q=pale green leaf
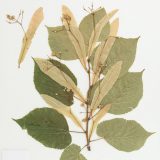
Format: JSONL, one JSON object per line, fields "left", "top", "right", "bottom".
{"left": 47, "top": 26, "right": 77, "bottom": 60}
{"left": 79, "top": 8, "right": 110, "bottom": 46}
{"left": 89, "top": 72, "right": 143, "bottom": 114}
{"left": 90, "top": 61, "right": 122, "bottom": 110}
{"left": 14, "top": 108, "right": 72, "bottom": 149}
{"left": 60, "top": 144, "right": 87, "bottom": 160}
{"left": 102, "top": 37, "right": 139, "bottom": 77}
{"left": 101, "top": 72, "right": 143, "bottom": 114}
{"left": 97, "top": 118, "right": 153, "bottom": 152}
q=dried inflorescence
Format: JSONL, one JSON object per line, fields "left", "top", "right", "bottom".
{"left": 11, "top": 4, "right": 153, "bottom": 160}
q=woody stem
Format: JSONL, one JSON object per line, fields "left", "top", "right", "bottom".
{"left": 85, "top": 59, "right": 92, "bottom": 151}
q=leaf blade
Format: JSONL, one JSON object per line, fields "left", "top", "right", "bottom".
{"left": 89, "top": 104, "right": 111, "bottom": 139}
{"left": 15, "top": 108, "right": 72, "bottom": 149}
{"left": 66, "top": 26, "right": 87, "bottom": 69}
{"left": 97, "top": 118, "right": 153, "bottom": 152}
{"left": 79, "top": 8, "right": 110, "bottom": 46}
{"left": 34, "top": 59, "right": 74, "bottom": 106}
{"left": 88, "top": 9, "right": 118, "bottom": 57}
{"left": 41, "top": 94, "right": 84, "bottom": 130}
{"left": 60, "top": 144, "right": 87, "bottom": 160}
{"left": 62, "top": 5, "right": 77, "bottom": 26}
{"left": 47, "top": 26, "right": 77, "bottom": 60}
{"left": 34, "top": 58, "right": 85, "bottom": 103}
{"left": 91, "top": 61, "right": 122, "bottom": 109}
{"left": 92, "top": 37, "right": 116, "bottom": 84}
{"left": 102, "top": 37, "right": 139, "bottom": 77}
{"left": 18, "top": 7, "right": 44, "bottom": 67}
{"left": 109, "top": 18, "right": 119, "bottom": 37}
{"left": 62, "top": 5, "right": 87, "bottom": 70}
{"left": 102, "top": 72, "right": 143, "bottom": 114}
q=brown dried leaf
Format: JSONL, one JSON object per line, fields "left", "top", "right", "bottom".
{"left": 92, "top": 37, "right": 116, "bottom": 84}
{"left": 91, "top": 61, "right": 122, "bottom": 110}
{"left": 41, "top": 94, "right": 84, "bottom": 131}
{"left": 109, "top": 18, "right": 119, "bottom": 36}
{"left": 92, "top": 18, "right": 119, "bottom": 84}
{"left": 87, "top": 9, "right": 118, "bottom": 57}
{"left": 34, "top": 58, "right": 86, "bottom": 103}
{"left": 89, "top": 104, "right": 111, "bottom": 139}
{"left": 18, "top": 7, "right": 44, "bottom": 67}
{"left": 62, "top": 5, "right": 77, "bottom": 27}
{"left": 62, "top": 5, "right": 87, "bottom": 70}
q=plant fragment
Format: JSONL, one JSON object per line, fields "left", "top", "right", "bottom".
{"left": 11, "top": 4, "right": 153, "bottom": 160}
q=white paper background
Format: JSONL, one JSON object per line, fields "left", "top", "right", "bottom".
{"left": 0, "top": 0, "right": 160, "bottom": 160}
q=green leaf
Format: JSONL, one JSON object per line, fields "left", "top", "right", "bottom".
{"left": 34, "top": 58, "right": 85, "bottom": 103}
{"left": 97, "top": 118, "right": 153, "bottom": 152}
{"left": 60, "top": 144, "right": 87, "bottom": 160}
{"left": 102, "top": 37, "right": 139, "bottom": 77}
{"left": 34, "top": 59, "right": 74, "bottom": 106}
{"left": 47, "top": 26, "right": 77, "bottom": 60}
{"left": 79, "top": 8, "right": 110, "bottom": 47}
{"left": 49, "top": 59, "right": 77, "bottom": 85}
{"left": 88, "top": 72, "right": 143, "bottom": 114}
{"left": 14, "top": 108, "right": 72, "bottom": 149}
{"left": 101, "top": 72, "right": 143, "bottom": 114}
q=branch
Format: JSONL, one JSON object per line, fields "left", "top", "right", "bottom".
{"left": 69, "top": 130, "right": 85, "bottom": 134}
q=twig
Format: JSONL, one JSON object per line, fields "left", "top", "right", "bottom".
{"left": 90, "top": 138, "right": 103, "bottom": 142}
{"left": 80, "top": 137, "right": 103, "bottom": 152}
{"left": 6, "top": 10, "right": 27, "bottom": 40}
{"left": 6, "top": 10, "right": 28, "bottom": 68}
{"left": 84, "top": 59, "right": 92, "bottom": 151}
{"left": 80, "top": 144, "right": 88, "bottom": 152}
{"left": 89, "top": 107, "right": 102, "bottom": 120}
{"left": 69, "top": 130, "right": 85, "bottom": 134}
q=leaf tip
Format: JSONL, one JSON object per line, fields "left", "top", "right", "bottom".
{"left": 148, "top": 131, "right": 156, "bottom": 136}
{"left": 32, "top": 57, "right": 37, "bottom": 64}
{"left": 44, "top": 24, "right": 48, "bottom": 28}
{"left": 12, "top": 118, "right": 25, "bottom": 129}
{"left": 137, "top": 36, "right": 141, "bottom": 40}
{"left": 62, "top": 4, "right": 67, "bottom": 10}
{"left": 108, "top": 9, "right": 119, "bottom": 18}
{"left": 141, "top": 69, "right": 145, "bottom": 73}
{"left": 37, "top": 7, "right": 44, "bottom": 18}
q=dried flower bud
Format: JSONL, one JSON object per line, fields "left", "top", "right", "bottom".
{"left": 62, "top": 14, "right": 72, "bottom": 25}
{"left": 6, "top": 14, "right": 15, "bottom": 21}
{"left": 63, "top": 14, "right": 71, "bottom": 21}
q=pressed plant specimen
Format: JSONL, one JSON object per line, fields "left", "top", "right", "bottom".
{"left": 8, "top": 4, "right": 153, "bottom": 160}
